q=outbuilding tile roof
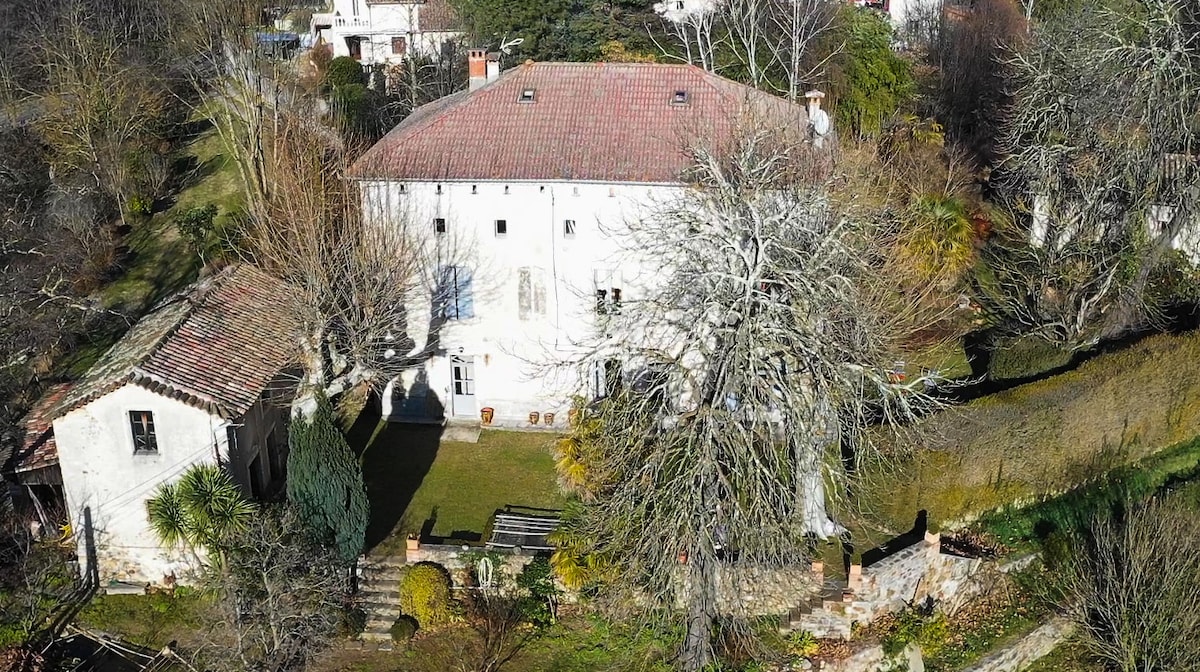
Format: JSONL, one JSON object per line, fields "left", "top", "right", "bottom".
{"left": 51, "top": 264, "right": 300, "bottom": 421}
{"left": 351, "top": 62, "right": 811, "bottom": 183}
{"left": 7, "top": 383, "right": 73, "bottom": 473}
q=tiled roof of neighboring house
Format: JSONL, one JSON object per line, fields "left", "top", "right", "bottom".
{"left": 6, "top": 383, "right": 73, "bottom": 473}
{"left": 419, "top": 0, "right": 461, "bottom": 32}
{"left": 51, "top": 264, "right": 300, "bottom": 421}
{"left": 351, "top": 62, "right": 811, "bottom": 183}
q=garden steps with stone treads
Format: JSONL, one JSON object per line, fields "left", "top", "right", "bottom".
{"left": 358, "top": 556, "right": 406, "bottom": 642}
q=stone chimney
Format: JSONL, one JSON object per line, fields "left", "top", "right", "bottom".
{"left": 468, "top": 49, "right": 502, "bottom": 92}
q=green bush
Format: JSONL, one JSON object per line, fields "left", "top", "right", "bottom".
{"left": 326, "top": 56, "right": 366, "bottom": 88}
{"left": 398, "top": 563, "right": 453, "bottom": 629}
{"left": 126, "top": 194, "right": 153, "bottom": 216}
{"left": 516, "top": 556, "right": 558, "bottom": 627}
{"left": 174, "top": 204, "right": 220, "bottom": 256}
{"left": 390, "top": 615, "right": 418, "bottom": 642}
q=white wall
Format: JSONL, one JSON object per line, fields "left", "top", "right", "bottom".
{"left": 363, "top": 180, "right": 684, "bottom": 427}
{"left": 318, "top": 0, "right": 458, "bottom": 65}
{"left": 54, "top": 385, "right": 230, "bottom": 584}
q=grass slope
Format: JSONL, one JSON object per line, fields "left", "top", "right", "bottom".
{"left": 865, "top": 330, "right": 1200, "bottom": 529}
{"left": 101, "top": 126, "right": 241, "bottom": 314}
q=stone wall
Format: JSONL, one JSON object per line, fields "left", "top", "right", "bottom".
{"left": 962, "top": 618, "right": 1074, "bottom": 672}
{"left": 404, "top": 542, "right": 536, "bottom": 586}
{"left": 799, "top": 533, "right": 1035, "bottom": 640}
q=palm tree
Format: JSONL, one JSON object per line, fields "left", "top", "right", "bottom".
{"left": 900, "top": 193, "right": 978, "bottom": 286}
{"left": 146, "top": 463, "right": 255, "bottom": 565}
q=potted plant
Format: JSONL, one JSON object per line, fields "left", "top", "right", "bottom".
{"left": 480, "top": 407, "right": 495, "bottom": 425}
{"left": 543, "top": 412, "right": 555, "bottom": 425}
{"left": 528, "top": 411, "right": 540, "bottom": 425}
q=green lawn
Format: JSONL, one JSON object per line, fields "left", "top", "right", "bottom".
{"left": 357, "top": 423, "right": 567, "bottom": 556}
{"left": 861, "top": 329, "right": 1200, "bottom": 530}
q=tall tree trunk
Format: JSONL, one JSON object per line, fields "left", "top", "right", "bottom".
{"left": 680, "top": 548, "right": 718, "bottom": 672}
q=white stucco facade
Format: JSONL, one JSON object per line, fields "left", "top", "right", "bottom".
{"left": 53, "top": 384, "right": 288, "bottom": 585}
{"left": 363, "top": 179, "right": 682, "bottom": 427}
{"left": 312, "top": 0, "right": 461, "bottom": 66}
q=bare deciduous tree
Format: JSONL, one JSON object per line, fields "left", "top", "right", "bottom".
{"left": 655, "top": 0, "right": 841, "bottom": 101}
{"left": 1058, "top": 496, "right": 1200, "bottom": 672}
{"left": 564, "top": 122, "right": 937, "bottom": 671}
{"left": 200, "top": 506, "right": 354, "bottom": 672}
{"left": 989, "top": 0, "right": 1200, "bottom": 348}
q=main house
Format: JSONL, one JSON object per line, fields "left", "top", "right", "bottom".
{"left": 4, "top": 265, "right": 299, "bottom": 586}
{"left": 311, "top": 0, "right": 462, "bottom": 65}
{"left": 351, "top": 55, "right": 825, "bottom": 428}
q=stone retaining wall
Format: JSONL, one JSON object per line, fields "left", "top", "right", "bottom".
{"left": 962, "top": 618, "right": 1074, "bottom": 672}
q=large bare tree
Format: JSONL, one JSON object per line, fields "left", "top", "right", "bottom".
{"left": 563, "top": 122, "right": 936, "bottom": 670}
{"left": 988, "top": 0, "right": 1200, "bottom": 348}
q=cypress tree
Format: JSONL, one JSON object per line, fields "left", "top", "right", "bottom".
{"left": 287, "top": 393, "right": 369, "bottom": 564}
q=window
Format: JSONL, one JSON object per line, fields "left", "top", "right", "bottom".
{"left": 391, "top": 36, "right": 407, "bottom": 55}
{"left": 518, "top": 88, "right": 536, "bottom": 103}
{"left": 434, "top": 217, "right": 446, "bottom": 234}
{"left": 563, "top": 219, "right": 576, "bottom": 238}
{"left": 675, "top": 0, "right": 684, "bottom": 9}
{"left": 517, "top": 267, "right": 547, "bottom": 320}
{"left": 129, "top": 411, "right": 158, "bottom": 454}
{"left": 494, "top": 219, "right": 507, "bottom": 237}
{"left": 435, "top": 265, "right": 474, "bottom": 320}
{"left": 672, "top": 89, "right": 689, "bottom": 105}
{"left": 594, "top": 269, "right": 622, "bottom": 315}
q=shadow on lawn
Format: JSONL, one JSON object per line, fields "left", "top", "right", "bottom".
{"left": 352, "top": 407, "right": 445, "bottom": 553}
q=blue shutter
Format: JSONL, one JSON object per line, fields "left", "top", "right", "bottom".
{"left": 456, "top": 267, "right": 475, "bottom": 319}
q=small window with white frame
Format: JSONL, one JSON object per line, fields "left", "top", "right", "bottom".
{"left": 494, "top": 219, "right": 508, "bottom": 237}
{"left": 434, "top": 217, "right": 447, "bottom": 234}
{"left": 564, "top": 219, "right": 577, "bottom": 238}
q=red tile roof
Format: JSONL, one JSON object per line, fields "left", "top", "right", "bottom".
{"left": 351, "top": 62, "right": 811, "bottom": 183}
{"left": 8, "top": 383, "right": 73, "bottom": 473}
{"left": 52, "top": 264, "right": 300, "bottom": 421}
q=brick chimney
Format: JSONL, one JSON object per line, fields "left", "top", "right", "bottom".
{"left": 469, "top": 49, "right": 502, "bottom": 92}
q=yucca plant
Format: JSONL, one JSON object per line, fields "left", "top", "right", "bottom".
{"left": 547, "top": 502, "right": 613, "bottom": 591}
{"left": 146, "top": 463, "right": 255, "bottom": 564}
{"left": 900, "top": 193, "right": 977, "bottom": 285}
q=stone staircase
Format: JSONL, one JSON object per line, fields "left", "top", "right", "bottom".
{"left": 357, "top": 555, "right": 406, "bottom": 645}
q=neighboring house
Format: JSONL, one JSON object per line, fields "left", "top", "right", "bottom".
{"left": 3, "top": 264, "right": 300, "bottom": 586}
{"left": 351, "top": 55, "right": 825, "bottom": 427}
{"left": 311, "top": 0, "right": 462, "bottom": 65}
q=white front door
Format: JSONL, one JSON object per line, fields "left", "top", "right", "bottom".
{"left": 451, "top": 356, "right": 476, "bottom": 417}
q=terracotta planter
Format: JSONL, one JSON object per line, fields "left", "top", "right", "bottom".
{"left": 567, "top": 408, "right": 581, "bottom": 426}
{"left": 480, "top": 407, "right": 495, "bottom": 425}
{"left": 543, "top": 412, "right": 555, "bottom": 426}
{"left": 677, "top": 551, "right": 688, "bottom": 564}
{"left": 528, "top": 411, "right": 540, "bottom": 425}
{"left": 406, "top": 535, "right": 420, "bottom": 551}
